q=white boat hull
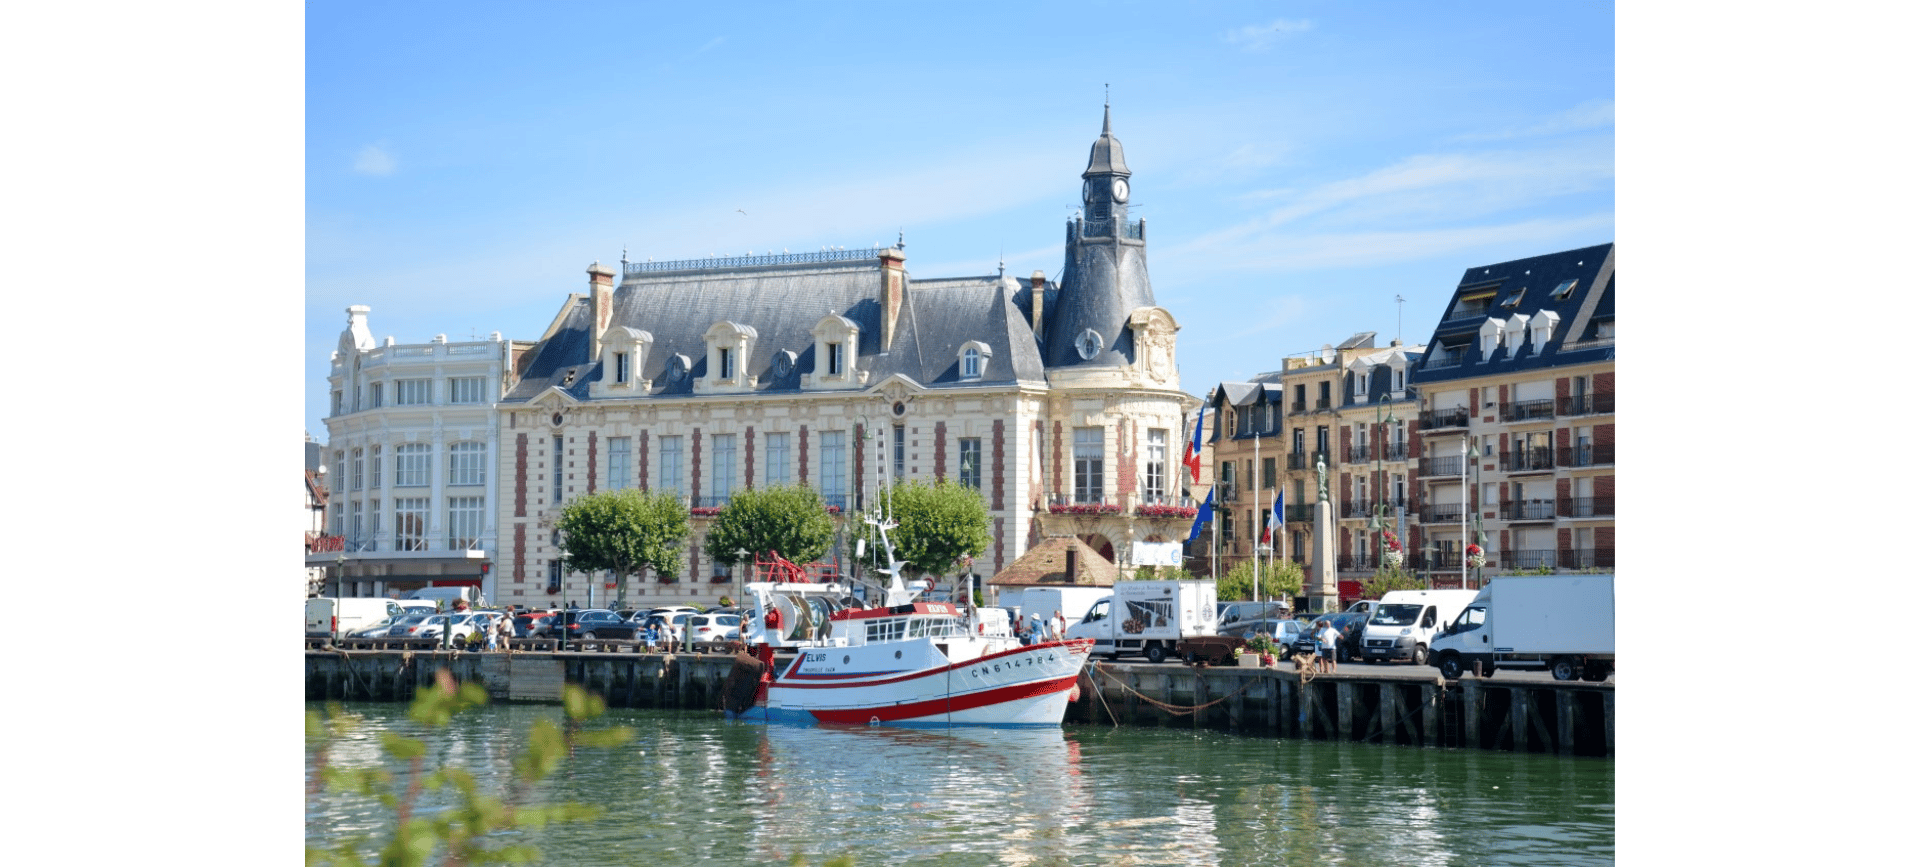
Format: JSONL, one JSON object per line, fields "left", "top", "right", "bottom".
{"left": 746, "top": 638, "right": 1092, "bottom": 727}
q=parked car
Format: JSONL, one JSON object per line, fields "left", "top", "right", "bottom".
{"left": 378, "top": 613, "right": 434, "bottom": 638}
{"left": 513, "top": 611, "right": 556, "bottom": 639}
{"left": 1219, "top": 618, "right": 1306, "bottom": 657}
{"left": 686, "top": 613, "right": 742, "bottom": 652}
{"left": 1217, "top": 601, "right": 1290, "bottom": 628}
{"left": 556, "top": 609, "right": 642, "bottom": 641}
{"left": 1289, "top": 612, "right": 1368, "bottom": 662}
{"left": 642, "top": 611, "right": 696, "bottom": 649}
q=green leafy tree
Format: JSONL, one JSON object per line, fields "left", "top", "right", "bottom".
{"left": 1216, "top": 557, "right": 1305, "bottom": 601}
{"left": 305, "top": 671, "right": 633, "bottom": 867}
{"left": 1360, "top": 564, "right": 1424, "bottom": 599}
{"left": 854, "top": 478, "right": 990, "bottom": 579}
{"left": 1130, "top": 565, "right": 1196, "bottom": 582}
{"left": 556, "top": 488, "right": 689, "bottom": 603}
{"left": 704, "top": 484, "right": 836, "bottom": 570}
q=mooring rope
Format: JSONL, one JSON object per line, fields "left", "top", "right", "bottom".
{"left": 1088, "top": 662, "right": 1258, "bottom": 717}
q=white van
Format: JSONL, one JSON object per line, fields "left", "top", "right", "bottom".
{"left": 405, "top": 586, "right": 479, "bottom": 608}
{"left": 1356, "top": 589, "right": 1479, "bottom": 666}
{"left": 307, "top": 597, "right": 405, "bottom": 640}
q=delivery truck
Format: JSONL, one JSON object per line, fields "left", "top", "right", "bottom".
{"left": 306, "top": 597, "right": 405, "bottom": 640}
{"left": 1356, "top": 588, "right": 1480, "bottom": 666}
{"left": 1065, "top": 580, "right": 1218, "bottom": 663}
{"left": 1428, "top": 574, "right": 1614, "bottom": 681}
{"left": 997, "top": 585, "right": 1109, "bottom": 634}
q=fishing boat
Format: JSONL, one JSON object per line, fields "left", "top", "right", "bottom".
{"left": 728, "top": 504, "right": 1092, "bottom": 727}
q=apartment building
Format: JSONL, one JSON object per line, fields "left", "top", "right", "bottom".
{"left": 1407, "top": 243, "right": 1615, "bottom": 586}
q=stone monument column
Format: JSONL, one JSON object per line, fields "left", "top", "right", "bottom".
{"left": 1310, "top": 454, "right": 1339, "bottom": 613}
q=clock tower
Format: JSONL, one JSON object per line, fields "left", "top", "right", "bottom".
{"left": 1045, "top": 104, "right": 1158, "bottom": 374}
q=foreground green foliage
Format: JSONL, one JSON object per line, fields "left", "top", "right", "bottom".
{"left": 705, "top": 484, "right": 836, "bottom": 569}
{"left": 556, "top": 488, "right": 690, "bottom": 602}
{"left": 305, "top": 671, "right": 634, "bottom": 867}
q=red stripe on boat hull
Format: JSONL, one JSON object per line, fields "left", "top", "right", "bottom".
{"left": 802, "top": 671, "right": 1080, "bottom": 725}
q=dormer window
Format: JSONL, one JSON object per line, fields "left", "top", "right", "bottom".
{"left": 1478, "top": 318, "right": 1506, "bottom": 360}
{"left": 1551, "top": 278, "right": 1578, "bottom": 300}
{"left": 958, "top": 340, "right": 993, "bottom": 380}
{"left": 806, "top": 314, "right": 860, "bottom": 388}
{"left": 1505, "top": 313, "right": 1530, "bottom": 354}
{"left": 700, "top": 321, "right": 757, "bottom": 392}
{"left": 593, "top": 327, "right": 652, "bottom": 396}
{"left": 1529, "top": 310, "right": 1560, "bottom": 352}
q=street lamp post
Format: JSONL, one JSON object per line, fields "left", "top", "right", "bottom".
{"left": 557, "top": 553, "right": 570, "bottom": 651}
{"left": 334, "top": 553, "right": 347, "bottom": 599}
{"left": 736, "top": 548, "right": 750, "bottom": 609}
{"left": 1374, "top": 401, "right": 1396, "bottom": 571}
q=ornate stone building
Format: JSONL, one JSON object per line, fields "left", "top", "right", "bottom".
{"left": 490, "top": 109, "right": 1199, "bottom": 609}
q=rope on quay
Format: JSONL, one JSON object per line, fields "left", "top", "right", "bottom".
{"left": 1088, "top": 662, "right": 1256, "bottom": 718}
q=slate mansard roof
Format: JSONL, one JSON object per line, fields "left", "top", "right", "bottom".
{"left": 1411, "top": 242, "right": 1615, "bottom": 385}
{"left": 503, "top": 253, "right": 1047, "bottom": 404}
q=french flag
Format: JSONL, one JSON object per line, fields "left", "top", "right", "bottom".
{"left": 1182, "top": 405, "right": 1205, "bottom": 484}
{"left": 1262, "top": 488, "right": 1283, "bottom": 544}
{"left": 1186, "top": 487, "right": 1214, "bottom": 544}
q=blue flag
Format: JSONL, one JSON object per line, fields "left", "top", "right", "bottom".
{"left": 1186, "top": 488, "right": 1215, "bottom": 544}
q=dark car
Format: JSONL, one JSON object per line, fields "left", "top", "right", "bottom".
{"left": 556, "top": 609, "right": 641, "bottom": 641}
{"left": 1290, "top": 612, "right": 1367, "bottom": 662}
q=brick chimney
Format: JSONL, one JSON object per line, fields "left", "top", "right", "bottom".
{"left": 879, "top": 247, "right": 907, "bottom": 350}
{"left": 587, "top": 261, "right": 616, "bottom": 360}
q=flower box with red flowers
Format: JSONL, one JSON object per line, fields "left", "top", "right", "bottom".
{"left": 1134, "top": 504, "right": 1199, "bottom": 518}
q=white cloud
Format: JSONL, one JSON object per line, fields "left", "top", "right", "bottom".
{"left": 696, "top": 36, "right": 725, "bottom": 53}
{"left": 1192, "top": 140, "right": 1613, "bottom": 252}
{"left": 1452, "top": 99, "right": 1615, "bottom": 142}
{"left": 1166, "top": 213, "right": 1617, "bottom": 275}
{"left": 1224, "top": 18, "right": 1312, "bottom": 52}
{"left": 352, "top": 143, "right": 396, "bottom": 176}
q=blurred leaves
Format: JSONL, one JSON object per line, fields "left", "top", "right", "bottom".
{"left": 307, "top": 676, "right": 633, "bottom": 867}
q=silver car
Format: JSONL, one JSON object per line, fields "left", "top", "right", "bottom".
{"left": 685, "top": 613, "right": 742, "bottom": 652}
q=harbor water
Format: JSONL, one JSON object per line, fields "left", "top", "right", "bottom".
{"left": 305, "top": 701, "right": 1613, "bottom": 865}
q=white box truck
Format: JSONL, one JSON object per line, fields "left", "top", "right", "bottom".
{"left": 1065, "top": 580, "right": 1218, "bottom": 664}
{"left": 306, "top": 597, "right": 405, "bottom": 640}
{"left": 998, "top": 586, "right": 1110, "bottom": 633}
{"left": 1356, "top": 588, "right": 1480, "bottom": 666}
{"left": 1428, "top": 574, "right": 1615, "bottom": 681}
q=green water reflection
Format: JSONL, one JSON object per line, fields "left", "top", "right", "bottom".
{"left": 306, "top": 702, "right": 1612, "bottom": 866}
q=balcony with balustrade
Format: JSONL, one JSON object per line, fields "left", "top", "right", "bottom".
{"left": 1419, "top": 455, "right": 1465, "bottom": 477}
{"left": 1559, "top": 548, "right": 1615, "bottom": 569}
{"left": 1500, "top": 399, "right": 1555, "bottom": 423}
{"left": 1499, "top": 499, "right": 1557, "bottom": 522}
{"left": 1558, "top": 392, "right": 1616, "bottom": 416}
{"left": 1420, "top": 407, "right": 1469, "bottom": 430}
{"left": 1560, "top": 496, "right": 1615, "bottom": 518}
{"left": 1557, "top": 443, "right": 1615, "bottom": 467}
{"left": 1499, "top": 447, "right": 1556, "bottom": 474}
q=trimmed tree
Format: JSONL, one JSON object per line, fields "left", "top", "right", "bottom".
{"left": 556, "top": 488, "right": 689, "bottom": 605}
{"left": 1360, "top": 564, "right": 1424, "bottom": 599}
{"left": 1217, "top": 557, "right": 1305, "bottom": 602}
{"left": 854, "top": 478, "right": 991, "bottom": 580}
{"left": 704, "top": 484, "right": 836, "bottom": 571}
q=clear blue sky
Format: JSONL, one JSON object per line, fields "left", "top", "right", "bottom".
{"left": 305, "top": 1, "right": 1614, "bottom": 437}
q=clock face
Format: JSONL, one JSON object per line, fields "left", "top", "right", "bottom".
{"left": 1112, "top": 178, "right": 1129, "bottom": 203}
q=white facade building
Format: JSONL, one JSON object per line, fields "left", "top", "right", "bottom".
{"left": 311, "top": 306, "right": 513, "bottom": 603}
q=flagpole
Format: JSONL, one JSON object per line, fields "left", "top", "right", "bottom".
{"left": 1253, "top": 434, "right": 1260, "bottom": 609}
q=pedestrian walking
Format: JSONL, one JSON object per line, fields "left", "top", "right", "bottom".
{"left": 495, "top": 613, "right": 512, "bottom": 652}
{"left": 1052, "top": 610, "right": 1067, "bottom": 641}
{"left": 484, "top": 615, "right": 499, "bottom": 651}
